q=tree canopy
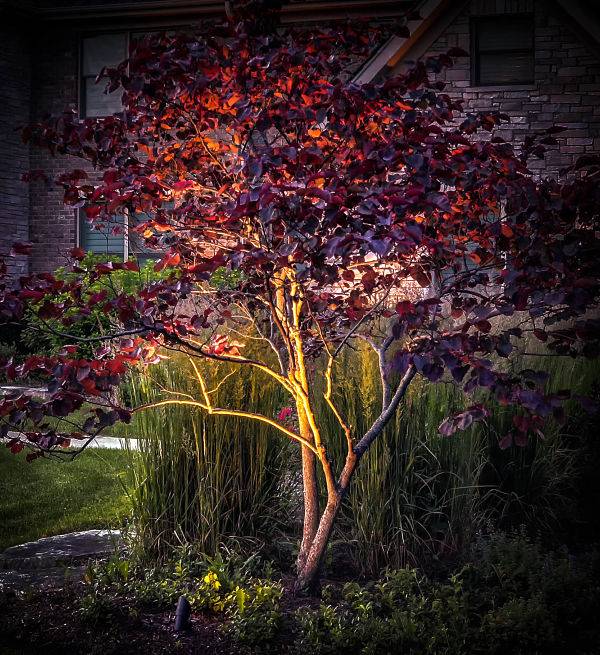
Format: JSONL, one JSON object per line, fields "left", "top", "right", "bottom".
{"left": 1, "top": 6, "right": 599, "bottom": 590}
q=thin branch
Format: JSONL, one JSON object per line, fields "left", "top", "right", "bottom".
{"left": 353, "top": 364, "right": 416, "bottom": 458}
{"left": 131, "top": 397, "right": 318, "bottom": 454}
{"left": 332, "top": 279, "right": 395, "bottom": 358}
{"left": 21, "top": 322, "right": 146, "bottom": 344}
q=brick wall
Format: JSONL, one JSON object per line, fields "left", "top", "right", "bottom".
{"left": 0, "top": 24, "right": 31, "bottom": 279}
{"left": 396, "top": 0, "right": 600, "bottom": 177}
{"left": 28, "top": 29, "right": 80, "bottom": 274}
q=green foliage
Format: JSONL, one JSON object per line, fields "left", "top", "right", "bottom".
{"left": 295, "top": 569, "right": 468, "bottom": 655}
{"left": 74, "top": 534, "right": 600, "bottom": 653}
{"left": 225, "top": 580, "right": 283, "bottom": 647}
{"left": 294, "top": 534, "right": 600, "bottom": 655}
{"left": 319, "top": 344, "right": 598, "bottom": 575}
{"left": 21, "top": 254, "right": 167, "bottom": 358}
{"left": 116, "top": 339, "right": 597, "bottom": 576}
{"left": 84, "top": 546, "right": 283, "bottom": 648}
{"left": 209, "top": 266, "right": 244, "bottom": 290}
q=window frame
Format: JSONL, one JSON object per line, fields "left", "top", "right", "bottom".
{"left": 470, "top": 13, "right": 535, "bottom": 87}
{"left": 76, "top": 28, "right": 178, "bottom": 261}
{"left": 78, "top": 31, "right": 137, "bottom": 259}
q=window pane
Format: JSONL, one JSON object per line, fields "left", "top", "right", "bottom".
{"left": 81, "top": 214, "right": 125, "bottom": 257}
{"left": 84, "top": 78, "right": 123, "bottom": 117}
{"left": 82, "top": 33, "right": 127, "bottom": 76}
{"left": 478, "top": 52, "right": 534, "bottom": 85}
{"left": 476, "top": 17, "right": 533, "bottom": 51}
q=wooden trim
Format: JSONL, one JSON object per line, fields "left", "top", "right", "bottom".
{"left": 386, "top": 0, "right": 451, "bottom": 68}
{"left": 35, "top": 0, "right": 414, "bottom": 22}
{"left": 352, "top": 35, "right": 406, "bottom": 85}
{"left": 351, "top": 0, "right": 450, "bottom": 84}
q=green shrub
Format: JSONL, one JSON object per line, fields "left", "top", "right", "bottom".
{"left": 294, "top": 534, "right": 600, "bottom": 655}
{"left": 226, "top": 580, "right": 283, "bottom": 648}
{"left": 20, "top": 254, "right": 167, "bottom": 358}
{"left": 78, "top": 535, "right": 600, "bottom": 654}
{"left": 119, "top": 355, "right": 293, "bottom": 562}
{"left": 319, "top": 344, "right": 598, "bottom": 576}
{"left": 481, "top": 595, "right": 555, "bottom": 655}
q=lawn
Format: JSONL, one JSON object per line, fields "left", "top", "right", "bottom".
{"left": 0, "top": 446, "right": 132, "bottom": 551}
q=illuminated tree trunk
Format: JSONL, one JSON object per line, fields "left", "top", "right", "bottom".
{"left": 295, "top": 496, "right": 340, "bottom": 593}
{"left": 294, "top": 454, "right": 356, "bottom": 594}
{"left": 296, "top": 405, "right": 320, "bottom": 573}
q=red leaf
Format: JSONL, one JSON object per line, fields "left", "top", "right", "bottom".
{"left": 172, "top": 180, "right": 195, "bottom": 191}
{"left": 395, "top": 301, "right": 414, "bottom": 317}
{"left": 70, "top": 247, "right": 86, "bottom": 260}
{"left": 9, "top": 440, "right": 24, "bottom": 454}
{"left": 10, "top": 242, "right": 33, "bottom": 256}
{"left": 154, "top": 252, "right": 180, "bottom": 272}
{"left": 85, "top": 205, "right": 102, "bottom": 219}
{"left": 80, "top": 378, "right": 100, "bottom": 396}
{"left": 96, "top": 262, "right": 114, "bottom": 274}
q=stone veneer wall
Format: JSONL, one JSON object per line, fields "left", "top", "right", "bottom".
{"left": 396, "top": 0, "right": 600, "bottom": 177}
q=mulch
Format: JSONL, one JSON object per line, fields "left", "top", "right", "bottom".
{"left": 0, "top": 575, "right": 322, "bottom": 655}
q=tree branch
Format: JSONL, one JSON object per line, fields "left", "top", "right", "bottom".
{"left": 353, "top": 364, "right": 416, "bottom": 458}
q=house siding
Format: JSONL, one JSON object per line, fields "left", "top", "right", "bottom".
{"left": 394, "top": 0, "right": 600, "bottom": 177}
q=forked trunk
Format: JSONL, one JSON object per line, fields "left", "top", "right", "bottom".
{"left": 294, "top": 495, "right": 342, "bottom": 594}
{"left": 295, "top": 442, "right": 358, "bottom": 594}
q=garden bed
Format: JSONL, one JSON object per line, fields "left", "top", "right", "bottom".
{"left": 1, "top": 533, "right": 598, "bottom": 655}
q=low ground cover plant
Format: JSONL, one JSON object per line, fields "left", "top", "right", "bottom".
{"left": 3, "top": 532, "right": 597, "bottom": 655}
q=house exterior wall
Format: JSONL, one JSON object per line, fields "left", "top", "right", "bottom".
{"left": 0, "top": 22, "right": 32, "bottom": 279}
{"left": 394, "top": 0, "right": 600, "bottom": 177}
{"left": 28, "top": 29, "right": 80, "bottom": 274}
{"left": 1, "top": 0, "right": 599, "bottom": 276}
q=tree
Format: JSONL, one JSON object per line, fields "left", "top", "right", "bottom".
{"left": 1, "top": 5, "right": 599, "bottom": 592}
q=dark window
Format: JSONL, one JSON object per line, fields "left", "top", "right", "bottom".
{"left": 471, "top": 15, "right": 534, "bottom": 86}
{"left": 79, "top": 32, "right": 171, "bottom": 261}
{"left": 81, "top": 33, "right": 128, "bottom": 117}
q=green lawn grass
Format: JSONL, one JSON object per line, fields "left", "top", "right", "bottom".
{"left": 0, "top": 446, "right": 132, "bottom": 551}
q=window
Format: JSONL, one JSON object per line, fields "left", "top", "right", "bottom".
{"left": 78, "top": 209, "right": 164, "bottom": 262}
{"left": 79, "top": 212, "right": 128, "bottom": 258}
{"left": 81, "top": 33, "right": 128, "bottom": 118}
{"left": 471, "top": 15, "right": 534, "bottom": 86}
{"left": 79, "top": 32, "right": 166, "bottom": 262}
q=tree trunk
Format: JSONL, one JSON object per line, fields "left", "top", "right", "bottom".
{"left": 295, "top": 494, "right": 342, "bottom": 594}
{"left": 296, "top": 405, "right": 320, "bottom": 573}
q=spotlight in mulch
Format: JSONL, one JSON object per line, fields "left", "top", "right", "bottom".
{"left": 174, "top": 595, "right": 191, "bottom": 632}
